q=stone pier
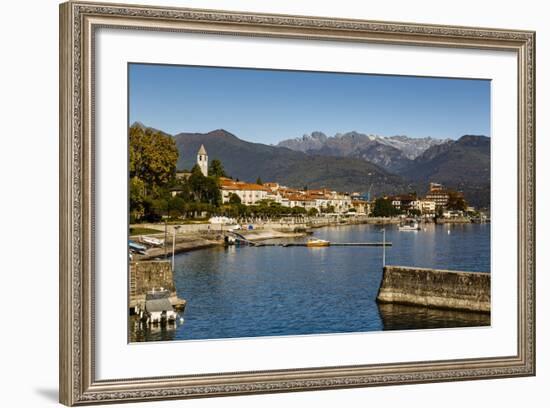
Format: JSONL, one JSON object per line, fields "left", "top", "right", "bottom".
{"left": 129, "top": 260, "right": 186, "bottom": 312}
{"left": 377, "top": 266, "right": 490, "bottom": 313}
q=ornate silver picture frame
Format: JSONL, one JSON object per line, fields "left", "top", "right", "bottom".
{"left": 59, "top": 1, "right": 535, "bottom": 405}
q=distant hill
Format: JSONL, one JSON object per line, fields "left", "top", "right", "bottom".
{"left": 277, "top": 131, "right": 450, "bottom": 172}
{"left": 399, "top": 135, "right": 491, "bottom": 208}
{"left": 173, "top": 129, "right": 409, "bottom": 196}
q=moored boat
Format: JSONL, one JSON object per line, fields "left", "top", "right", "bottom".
{"left": 140, "top": 288, "right": 180, "bottom": 324}
{"left": 306, "top": 238, "right": 330, "bottom": 247}
{"left": 398, "top": 222, "right": 421, "bottom": 231}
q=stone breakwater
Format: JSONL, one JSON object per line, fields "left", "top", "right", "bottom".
{"left": 377, "top": 266, "right": 490, "bottom": 313}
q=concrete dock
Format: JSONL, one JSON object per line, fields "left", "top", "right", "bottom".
{"left": 377, "top": 265, "right": 490, "bottom": 313}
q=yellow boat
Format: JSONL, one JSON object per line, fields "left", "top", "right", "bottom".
{"left": 306, "top": 238, "right": 330, "bottom": 247}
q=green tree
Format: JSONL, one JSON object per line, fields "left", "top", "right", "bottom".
{"left": 447, "top": 191, "right": 467, "bottom": 211}
{"left": 292, "top": 206, "right": 307, "bottom": 216}
{"left": 256, "top": 177, "right": 263, "bottom": 185}
{"left": 321, "top": 205, "right": 335, "bottom": 214}
{"left": 371, "top": 198, "right": 400, "bottom": 217}
{"left": 172, "top": 181, "right": 193, "bottom": 202}
{"left": 307, "top": 207, "right": 319, "bottom": 217}
{"left": 188, "top": 164, "right": 207, "bottom": 201}
{"left": 129, "top": 176, "right": 146, "bottom": 222}
{"left": 168, "top": 196, "right": 186, "bottom": 218}
{"left": 228, "top": 193, "right": 241, "bottom": 204}
{"left": 188, "top": 164, "right": 222, "bottom": 206}
{"left": 209, "top": 159, "right": 226, "bottom": 178}
{"left": 129, "top": 124, "right": 178, "bottom": 195}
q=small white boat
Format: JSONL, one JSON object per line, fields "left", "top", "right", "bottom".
{"left": 142, "top": 289, "right": 179, "bottom": 324}
{"left": 398, "top": 222, "right": 421, "bottom": 231}
{"left": 142, "top": 236, "right": 165, "bottom": 247}
{"left": 306, "top": 238, "right": 330, "bottom": 247}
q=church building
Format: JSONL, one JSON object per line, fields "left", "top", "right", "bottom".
{"left": 197, "top": 144, "right": 208, "bottom": 176}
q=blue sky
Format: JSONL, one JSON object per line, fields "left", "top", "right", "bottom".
{"left": 129, "top": 63, "right": 490, "bottom": 144}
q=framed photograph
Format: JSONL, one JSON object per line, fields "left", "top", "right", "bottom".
{"left": 59, "top": 1, "right": 535, "bottom": 405}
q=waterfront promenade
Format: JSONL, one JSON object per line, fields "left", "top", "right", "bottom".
{"left": 131, "top": 215, "right": 402, "bottom": 236}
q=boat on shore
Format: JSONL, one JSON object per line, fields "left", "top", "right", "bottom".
{"left": 306, "top": 238, "right": 330, "bottom": 247}
{"left": 129, "top": 240, "right": 148, "bottom": 254}
{"left": 141, "top": 236, "right": 164, "bottom": 247}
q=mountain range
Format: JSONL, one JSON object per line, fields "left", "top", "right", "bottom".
{"left": 173, "top": 129, "right": 409, "bottom": 197}
{"left": 401, "top": 135, "right": 491, "bottom": 207}
{"left": 277, "top": 131, "right": 490, "bottom": 207}
{"left": 277, "top": 131, "right": 451, "bottom": 173}
{"left": 132, "top": 123, "right": 490, "bottom": 208}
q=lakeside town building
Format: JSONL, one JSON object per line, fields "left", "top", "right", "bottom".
{"left": 220, "top": 179, "right": 270, "bottom": 205}
{"left": 176, "top": 145, "right": 468, "bottom": 217}
{"left": 219, "top": 179, "right": 355, "bottom": 214}
{"left": 418, "top": 199, "right": 437, "bottom": 216}
{"left": 424, "top": 182, "right": 464, "bottom": 209}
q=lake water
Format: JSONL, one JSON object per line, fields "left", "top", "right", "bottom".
{"left": 130, "top": 223, "right": 490, "bottom": 342}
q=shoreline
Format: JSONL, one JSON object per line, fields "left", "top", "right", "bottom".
{"left": 131, "top": 219, "right": 486, "bottom": 260}
{"left": 131, "top": 216, "right": 406, "bottom": 236}
{"left": 135, "top": 236, "right": 221, "bottom": 260}
{"left": 133, "top": 229, "right": 308, "bottom": 260}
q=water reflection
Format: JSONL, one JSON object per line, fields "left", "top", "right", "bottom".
{"left": 129, "top": 315, "right": 179, "bottom": 342}
{"left": 378, "top": 303, "right": 490, "bottom": 331}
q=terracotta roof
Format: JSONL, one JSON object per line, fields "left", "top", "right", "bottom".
{"left": 220, "top": 180, "right": 269, "bottom": 191}
{"left": 285, "top": 194, "right": 314, "bottom": 202}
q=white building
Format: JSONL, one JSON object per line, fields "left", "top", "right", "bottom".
{"left": 333, "top": 192, "right": 352, "bottom": 213}
{"left": 281, "top": 194, "right": 316, "bottom": 210}
{"left": 197, "top": 144, "right": 208, "bottom": 176}
{"left": 419, "top": 199, "right": 436, "bottom": 215}
{"left": 351, "top": 200, "right": 371, "bottom": 215}
{"left": 220, "top": 179, "right": 269, "bottom": 205}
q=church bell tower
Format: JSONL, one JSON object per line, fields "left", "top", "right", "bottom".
{"left": 197, "top": 144, "right": 208, "bottom": 176}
